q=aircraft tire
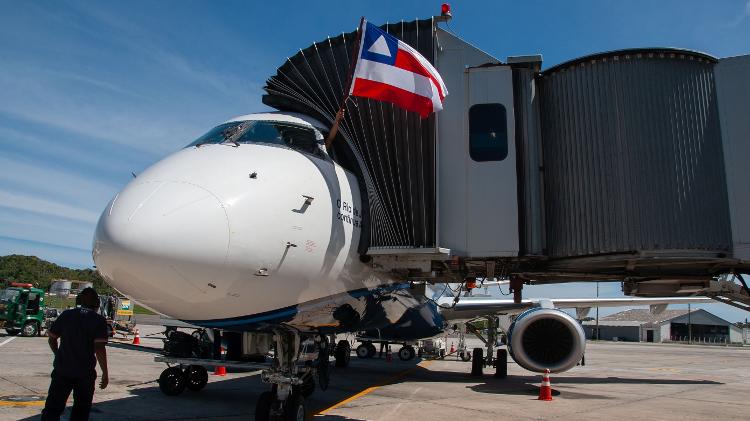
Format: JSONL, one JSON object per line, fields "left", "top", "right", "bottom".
{"left": 158, "top": 366, "right": 187, "bottom": 396}
{"left": 470, "top": 348, "right": 483, "bottom": 376}
{"left": 296, "top": 374, "right": 315, "bottom": 398}
{"left": 284, "top": 393, "right": 306, "bottom": 421}
{"left": 335, "top": 340, "right": 351, "bottom": 367}
{"left": 185, "top": 365, "right": 208, "bottom": 391}
{"left": 398, "top": 346, "right": 415, "bottom": 361}
{"left": 254, "top": 391, "right": 274, "bottom": 421}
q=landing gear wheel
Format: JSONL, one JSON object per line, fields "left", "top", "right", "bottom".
{"left": 158, "top": 366, "right": 187, "bottom": 396}
{"left": 398, "top": 346, "right": 416, "bottom": 361}
{"left": 185, "top": 365, "right": 208, "bottom": 391}
{"left": 470, "top": 348, "right": 483, "bottom": 377}
{"left": 296, "top": 374, "right": 315, "bottom": 398}
{"left": 284, "top": 394, "right": 306, "bottom": 421}
{"left": 367, "top": 343, "right": 377, "bottom": 358}
{"left": 460, "top": 351, "right": 471, "bottom": 362}
{"left": 21, "top": 321, "right": 38, "bottom": 337}
{"left": 254, "top": 390, "right": 275, "bottom": 421}
{"left": 356, "top": 344, "right": 370, "bottom": 359}
{"left": 334, "top": 340, "right": 351, "bottom": 367}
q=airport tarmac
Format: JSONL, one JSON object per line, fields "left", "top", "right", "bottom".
{"left": 0, "top": 325, "right": 747, "bottom": 420}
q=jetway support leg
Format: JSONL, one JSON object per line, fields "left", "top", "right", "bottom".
{"left": 510, "top": 277, "right": 524, "bottom": 304}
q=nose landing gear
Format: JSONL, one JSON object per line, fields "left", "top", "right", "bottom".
{"left": 255, "top": 328, "right": 334, "bottom": 421}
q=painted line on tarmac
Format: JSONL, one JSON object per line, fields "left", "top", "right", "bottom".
{"left": 315, "top": 360, "right": 433, "bottom": 416}
{"left": 0, "top": 400, "right": 44, "bottom": 407}
{"left": 0, "top": 337, "right": 16, "bottom": 347}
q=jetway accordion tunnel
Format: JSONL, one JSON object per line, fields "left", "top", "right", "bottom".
{"left": 263, "top": 19, "right": 749, "bottom": 284}
{"left": 537, "top": 49, "right": 730, "bottom": 261}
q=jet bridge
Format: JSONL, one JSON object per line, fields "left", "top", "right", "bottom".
{"left": 262, "top": 18, "right": 750, "bottom": 308}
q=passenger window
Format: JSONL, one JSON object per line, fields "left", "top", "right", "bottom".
{"left": 469, "top": 103, "right": 508, "bottom": 162}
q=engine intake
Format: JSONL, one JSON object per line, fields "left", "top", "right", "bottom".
{"left": 507, "top": 307, "right": 586, "bottom": 373}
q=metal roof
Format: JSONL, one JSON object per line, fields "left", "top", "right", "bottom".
{"left": 599, "top": 309, "right": 692, "bottom": 324}
{"left": 542, "top": 48, "right": 718, "bottom": 76}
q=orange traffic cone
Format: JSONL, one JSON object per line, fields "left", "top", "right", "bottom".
{"left": 214, "top": 346, "right": 227, "bottom": 376}
{"left": 132, "top": 329, "right": 140, "bottom": 345}
{"left": 449, "top": 343, "right": 455, "bottom": 354}
{"left": 538, "top": 369, "right": 553, "bottom": 401}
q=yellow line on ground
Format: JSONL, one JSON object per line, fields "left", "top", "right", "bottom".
{"left": 0, "top": 400, "right": 45, "bottom": 407}
{"left": 316, "top": 360, "right": 433, "bottom": 416}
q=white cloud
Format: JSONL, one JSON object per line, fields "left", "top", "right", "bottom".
{"left": 0, "top": 156, "right": 118, "bottom": 206}
{"left": 0, "top": 190, "right": 100, "bottom": 223}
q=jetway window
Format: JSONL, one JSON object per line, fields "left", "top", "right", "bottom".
{"left": 469, "top": 103, "right": 508, "bottom": 162}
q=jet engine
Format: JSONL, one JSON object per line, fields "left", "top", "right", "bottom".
{"left": 507, "top": 307, "right": 586, "bottom": 373}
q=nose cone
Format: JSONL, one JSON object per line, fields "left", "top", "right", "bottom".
{"left": 93, "top": 180, "right": 230, "bottom": 305}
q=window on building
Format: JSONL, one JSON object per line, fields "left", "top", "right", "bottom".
{"left": 469, "top": 103, "right": 508, "bottom": 162}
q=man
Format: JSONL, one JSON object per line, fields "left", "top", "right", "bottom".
{"left": 42, "top": 287, "right": 109, "bottom": 421}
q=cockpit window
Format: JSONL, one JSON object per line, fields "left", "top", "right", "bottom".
{"left": 187, "top": 120, "right": 326, "bottom": 159}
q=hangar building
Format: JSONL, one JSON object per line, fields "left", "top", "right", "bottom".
{"left": 583, "top": 309, "right": 744, "bottom": 344}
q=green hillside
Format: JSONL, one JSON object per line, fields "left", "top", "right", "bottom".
{"left": 0, "top": 254, "right": 114, "bottom": 294}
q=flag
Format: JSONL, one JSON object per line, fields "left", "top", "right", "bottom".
{"left": 349, "top": 20, "right": 448, "bottom": 118}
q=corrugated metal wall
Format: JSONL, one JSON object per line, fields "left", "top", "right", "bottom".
{"left": 538, "top": 49, "right": 732, "bottom": 258}
{"left": 263, "top": 20, "right": 437, "bottom": 251}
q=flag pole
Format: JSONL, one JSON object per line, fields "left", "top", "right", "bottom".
{"left": 325, "top": 16, "right": 365, "bottom": 149}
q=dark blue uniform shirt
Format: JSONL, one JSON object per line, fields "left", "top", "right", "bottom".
{"left": 48, "top": 307, "right": 108, "bottom": 378}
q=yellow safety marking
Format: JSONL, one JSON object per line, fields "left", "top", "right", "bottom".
{"left": 316, "top": 360, "right": 433, "bottom": 415}
{"left": 0, "top": 400, "right": 45, "bottom": 407}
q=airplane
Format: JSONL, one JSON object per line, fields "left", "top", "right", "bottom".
{"left": 93, "top": 112, "right": 714, "bottom": 420}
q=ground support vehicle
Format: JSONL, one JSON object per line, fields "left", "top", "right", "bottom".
{"left": 99, "top": 295, "right": 136, "bottom": 338}
{"left": 0, "top": 282, "right": 46, "bottom": 336}
{"left": 416, "top": 338, "right": 446, "bottom": 359}
{"left": 353, "top": 335, "right": 418, "bottom": 361}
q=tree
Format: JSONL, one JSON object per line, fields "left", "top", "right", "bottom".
{"left": 0, "top": 255, "right": 113, "bottom": 294}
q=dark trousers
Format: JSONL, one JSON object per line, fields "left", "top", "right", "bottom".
{"left": 41, "top": 371, "right": 96, "bottom": 421}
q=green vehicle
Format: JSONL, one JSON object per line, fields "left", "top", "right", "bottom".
{"left": 0, "top": 282, "right": 46, "bottom": 336}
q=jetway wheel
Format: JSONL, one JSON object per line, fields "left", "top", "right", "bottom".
{"left": 356, "top": 343, "right": 372, "bottom": 359}
{"left": 398, "top": 346, "right": 416, "bottom": 361}
{"left": 334, "top": 340, "right": 351, "bottom": 367}
{"left": 158, "top": 366, "right": 187, "bottom": 396}
{"left": 470, "top": 348, "right": 483, "bottom": 377}
{"left": 185, "top": 365, "right": 208, "bottom": 391}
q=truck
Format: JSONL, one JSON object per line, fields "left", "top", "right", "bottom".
{"left": 0, "top": 282, "right": 46, "bottom": 336}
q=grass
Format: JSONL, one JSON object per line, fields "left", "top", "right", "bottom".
{"left": 133, "top": 305, "right": 156, "bottom": 315}
{"left": 44, "top": 295, "right": 156, "bottom": 315}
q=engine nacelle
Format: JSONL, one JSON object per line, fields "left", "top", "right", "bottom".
{"left": 507, "top": 307, "right": 586, "bottom": 373}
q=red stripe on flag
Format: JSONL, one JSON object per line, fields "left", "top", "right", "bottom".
{"left": 351, "top": 78, "right": 434, "bottom": 118}
{"left": 394, "top": 49, "right": 445, "bottom": 99}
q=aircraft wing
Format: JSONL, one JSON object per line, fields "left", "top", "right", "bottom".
{"left": 437, "top": 296, "right": 714, "bottom": 323}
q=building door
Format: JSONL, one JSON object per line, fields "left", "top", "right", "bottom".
{"left": 646, "top": 330, "right": 654, "bottom": 342}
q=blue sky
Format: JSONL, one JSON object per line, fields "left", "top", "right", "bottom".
{"left": 1, "top": 1, "right": 749, "bottom": 321}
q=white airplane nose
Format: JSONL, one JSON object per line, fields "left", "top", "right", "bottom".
{"left": 93, "top": 180, "right": 230, "bottom": 303}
